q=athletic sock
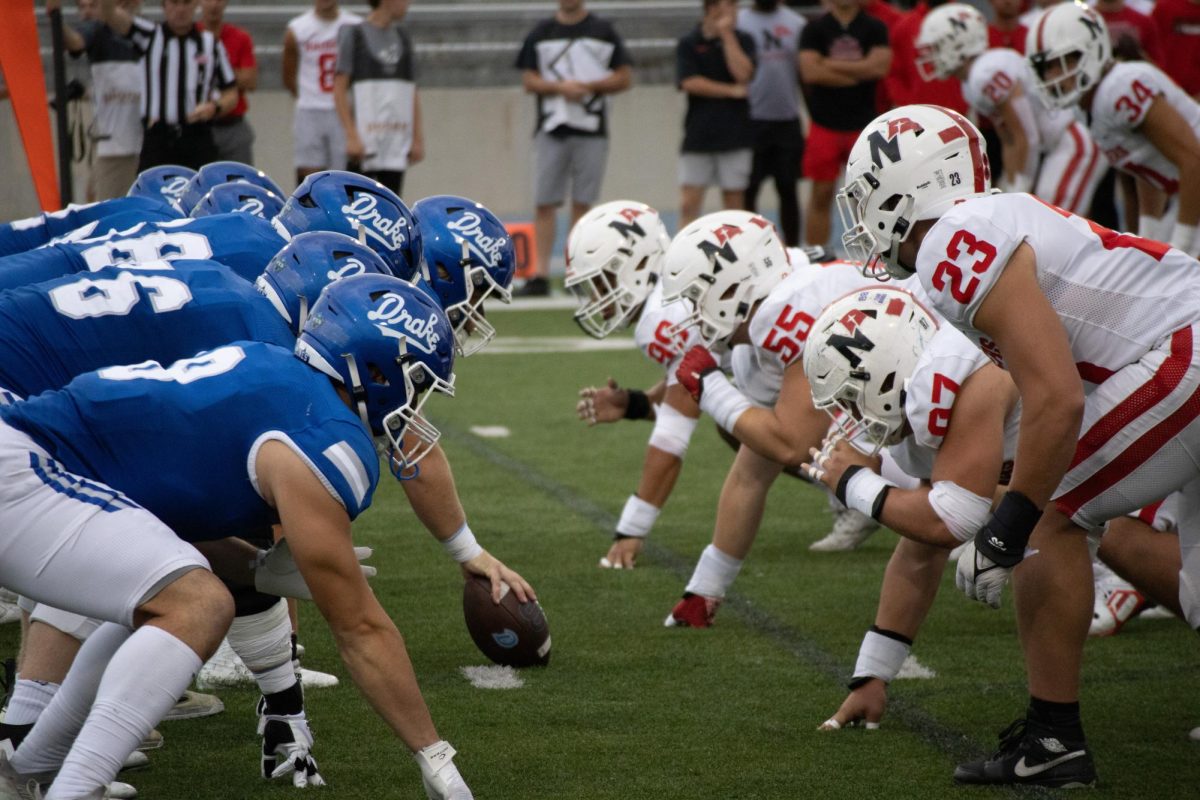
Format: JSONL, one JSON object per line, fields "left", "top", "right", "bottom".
{"left": 684, "top": 545, "right": 743, "bottom": 599}
{"left": 1027, "top": 696, "right": 1085, "bottom": 743}
{"left": 4, "top": 680, "right": 59, "bottom": 726}
{"left": 45, "top": 626, "right": 200, "bottom": 799}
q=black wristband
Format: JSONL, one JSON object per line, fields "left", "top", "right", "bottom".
{"left": 835, "top": 464, "right": 865, "bottom": 506}
{"left": 623, "top": 389, "right": 651, "bottom": 420}
{"left": 975, "top": 490, "right": 1042, "bottom": 568}
{"left": 847, "top": 675, "right": 879, "bottom": 691}
{"left": 614, "top": 533, "right": 638, "bottom": 541}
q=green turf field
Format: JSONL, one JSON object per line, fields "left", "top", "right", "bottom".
{"left": 4, "top": 307, "right": 1198, "bottom": 799}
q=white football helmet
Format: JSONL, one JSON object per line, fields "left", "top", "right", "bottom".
{"left": 916, "top": 3, "right": 989, "bottom": 81}
{"left": 564, "top": 201, "right": 671, "bottom": 339}
{"left": 659, "top": 210, "right": 790, "bottom": 347}
{"left": 1025, "top": 3, "right": 1112, "bottom": 110}
{"left": 838, "top": 104, "right": 992, "bottom": 280}
{"left": 803, "top": 287, "right": 939, "bottom": 452}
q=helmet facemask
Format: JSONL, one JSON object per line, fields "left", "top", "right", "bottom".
{"left": 439, "top": 241, "right": 510, "bottom": 357}
{"left": 566, "top": 255, "right": 653, "bottom": 339}
{"left": 838, "top": 176, "right": 915, "bottom": 281}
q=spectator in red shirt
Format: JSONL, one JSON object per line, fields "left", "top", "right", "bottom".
{"left": 1151, "top": 0, "right": 1200, "bottom": 97}
{"left": 988, "top": 0, "right": 1027, "bottom": 52}
{"left": 884, "top": 0, "right": 967, "bottom": 112}
{"left": 200, "top": 0, "right": 257, "bottom": 164}
{"left": 862, "top": 0, "right": 903, "bottom": 28}
{"left": 1095, "top": 0, "right": 1163, "bottom": 64}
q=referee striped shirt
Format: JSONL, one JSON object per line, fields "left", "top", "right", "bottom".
{"left": 129, "top": 17, "right": 236, "bottom": 126}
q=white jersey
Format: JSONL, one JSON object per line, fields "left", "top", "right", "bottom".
{"left": 1091, "top": 61, "right": 1200, "bottom": 194}
{"left": 964, "top": 48, "right": 1075, "bottom": 146}
{"left": 916, "top": 193, "right": 1200, "bottom": 378}
{"left": 634, "top": 283, "right": 696, "bottom": 386}
{"left": 736, "top": 260, "right": 925, "bottom": 407}
{"left": 288, "top": 8, "right": 362, "bottom": 111}
{"left": 889, "top": 325, "right": 1020, "bottom": 481}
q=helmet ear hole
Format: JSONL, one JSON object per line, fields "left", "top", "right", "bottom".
{"left": 368, "top": 363, "right": 390, "bottom": 386}
{"left": 437, "top": 264, "right": 453, "bottom": 283}
{"left": 298, "top": 193, "right": 318, "bottom": 208}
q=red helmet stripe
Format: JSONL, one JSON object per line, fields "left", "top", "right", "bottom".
{"left": 1035, "top": 7, "right": 1050, "bottom": 52}
{"left": 934, "top": 107, "right": 987, "bottom": 193}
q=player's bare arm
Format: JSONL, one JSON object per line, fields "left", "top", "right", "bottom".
{"left": 972, "top": 242, "right": 1084, "bottom": 509}
{"left": 281, "top": 28, "right": 299, "bottom": 97}
{"left": 1140, "top": 95, "right": 1200, "bottom": 235}
{"left": 255, "top": 438, "right": 442, "bottom": 753}
{"left": 599, "top": 383, "right": 700, "bottom": 569}
{"left": 400, "top": 443, "right": 535, "bottom": 604}
{"left": 798, "top": 50, "right": 856, "bottom": 88}
{"left": 727, "top": 364, "right": 832, "bottom": 467}
{"left": 995, "top": 87, "right": 1033, "bottom": 192}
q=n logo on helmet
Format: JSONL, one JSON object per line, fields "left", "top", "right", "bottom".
{"left": 607, "top": 207, "right": 647, "bottom": 240}
{"left": 1079, "top": 13, "right": 1103, "bottom": 40}
{"left": 697, "top": 224, "right": 743, "bottom": 266}
{"left": 826, "top": 328, "right": 875, "bottom": 369}
{"left": 867, "top": 118, "right": 924, "bottom": 169}
{"left": 949, "top": 15, "right": 967, "bottom": 31}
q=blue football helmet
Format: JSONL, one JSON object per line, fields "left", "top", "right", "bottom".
{"left": 411, "top": 195, "right": 515, "bottom": 356}
{"left": 294, "top": 273, "right": 455, "bottom": 475}
{"left": 273, "top": 170, "right": 422, "bottom": 279}
{"left": 178, "top": 161, "right": 285, "bottom": 215}
{"left": 190, "top": 183, "right": 285, "bottom": 220}
{"left": 127, "top": 165, "right": 197, "bottom": 208}
{"left": 256, "top": 231, "right": 392, "bottom": 334}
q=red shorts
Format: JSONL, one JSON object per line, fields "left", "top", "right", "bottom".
{"left": 802, "top": 122, "right": 860, "bottom": 182}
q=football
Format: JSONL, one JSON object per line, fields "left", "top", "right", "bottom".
{"left": 462, "top": 575, "right": 551, "bottom": 667}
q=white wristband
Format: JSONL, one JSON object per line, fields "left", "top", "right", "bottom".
{"left": 852, "top": 629, "right": 911, "bottom": 684}
{"left": 441, "top": 523, "right": 483, "bottom": 563}
{"left": 616, "top": 494, "right": 660, "bottom": 538}
{"left": 842, "top": 468, "right": 897, "bottom": 520}
{"left": 1169, "top": 222, "right": 1198, "bottom": 255}
{"left": 698, "top": 371, "right": 752, "bottom": 433}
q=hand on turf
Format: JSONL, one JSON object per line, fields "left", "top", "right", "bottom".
{"left": 576, "top": 378, "right": 627, "bottom": 426}
{"left": 818, "top": 678, "right": 887, "bottom": 731}
{"left": 675, "top": 345, "right": 719, "bottom": 402}
{"left": 260, "top": 711, "right": 326, "bottom": 788}
{"left": 599, "top": 537, "right": 643, "bottom": 569}
{"left": 462, "top": 550, "right": 537, "bottom": 604}
{"left": 254, "top": 539, "right": 376, "bottom": 600}
{"left": 416, "top": 741, "right": 473, "bottom": 800}
{"left": 802, "top": 433, "right": 877, "bottom": 489}
{"left": 954, "top": 540, "right": 1011, "bottom": 609}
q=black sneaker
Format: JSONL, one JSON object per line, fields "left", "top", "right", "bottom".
{"left": 954, "top": 718, "right": 1097, "bottom": 788}
{"left": 513, "top": 276, "right": 550, "bottom": 297}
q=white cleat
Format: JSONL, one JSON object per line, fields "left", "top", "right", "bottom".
{"left": 0, "top": 751, "right": 43, "bottom": 800}
{"left": 0, "top": 589, "right": 22, "bottom": 627}
{"left": 120, "top": 751, "right": 148, "bottom": 772}
{"left": 810, "top": 509, "right": 880, "bottom": 552}
{"left": 106, "top": 781, "right": 137, "bottom": 799}
{"left": 1190, "top": 726, "right": 1200, "bottom": 742}
{"left": 198, "top": 639, "right": 338, "bottom": 690}
{"left": 1089, "top": 562, "right": 1147, "bottom": 637}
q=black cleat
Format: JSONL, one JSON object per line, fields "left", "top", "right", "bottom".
{"left": 513, "top": 276, "right": 550, "bottom": 297}
{"left": 954, "top": 718, "right": 1097, "bottom": 789}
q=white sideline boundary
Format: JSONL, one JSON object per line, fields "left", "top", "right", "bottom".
{"left": 481, "top": 337, "right": 637, "bottom": 355}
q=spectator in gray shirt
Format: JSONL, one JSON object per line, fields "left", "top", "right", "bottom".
{"left": 737, "top": 0, "right": 806, "bottom": 247}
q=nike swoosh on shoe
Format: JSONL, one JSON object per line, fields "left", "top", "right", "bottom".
{"left": 1013, "top": 750, "right": 1086, "bottom": 778}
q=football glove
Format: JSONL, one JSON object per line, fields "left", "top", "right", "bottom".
{"left": 675, "top": 345, "right": 720, "bottom": 402}
{"left": 954, "top": 539, "right": 1011, "bottom": 609}
{"left": 416, "top": 740, "right": 473, "bottom": 800}
{"left": 258, "top": 704, "right": 325, "bottom": 788}
{"left": 253, "top": 539, "right": 376, "bottom": 600}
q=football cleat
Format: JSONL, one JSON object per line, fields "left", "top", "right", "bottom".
{"left": 810, "top": 509, "right": 880, "bottom": 552}
{"left": 1190, "top": 726, "right": 1200, "bottom": 742}
{"left": 137, "top": 729, "right": 163, "bottom": 752}
{"left": 120, "top": 751, "right": 148, "bottom": 772}
{"left": 664, "top": 593, "right": 722, "bottom": 628}
{"left": 198, "top": 640, "right": 339, "bottom": 690}
{"left": 0, "top": 589, "right": 20, "bottom": 626}
{"left": 161, "top": 690, "right": 224, "bottom": 721}
{"left": 0, "top": 751, "right": 42, "bottom": 800}
{"left": 1089, "top": 564, "right": 1148, "bottom": 637}
{"left": 954, "top": 718, "right": 1096, "bottom": 788}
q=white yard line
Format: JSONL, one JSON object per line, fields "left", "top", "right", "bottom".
{"left": 460, "top": 665, "right": 525, "bottom": 689}
{"left": 481, "top": 337, "right": 638, "bottom": 355}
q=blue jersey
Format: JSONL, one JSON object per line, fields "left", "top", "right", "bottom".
{"left": 0, "top": 196, "right": 183, "bottom": 257}
{"left": 0, "top": 214, "right": 285, "bottom": 292}
{"left": 0, "top": 261, "right": 293, "bottom": 399}
{"left": 0, "top": 342, "right": 379, "bottom": 541}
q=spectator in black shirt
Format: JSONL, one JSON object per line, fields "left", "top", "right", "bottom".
{"left": 515, "top": 0, "right": 633, "bottom": 298}
{"left": 676, "top": 0, "right": 756, "bottom": 228}
{"left": 798, "top": 0, "right": 890, "bottom": 248}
